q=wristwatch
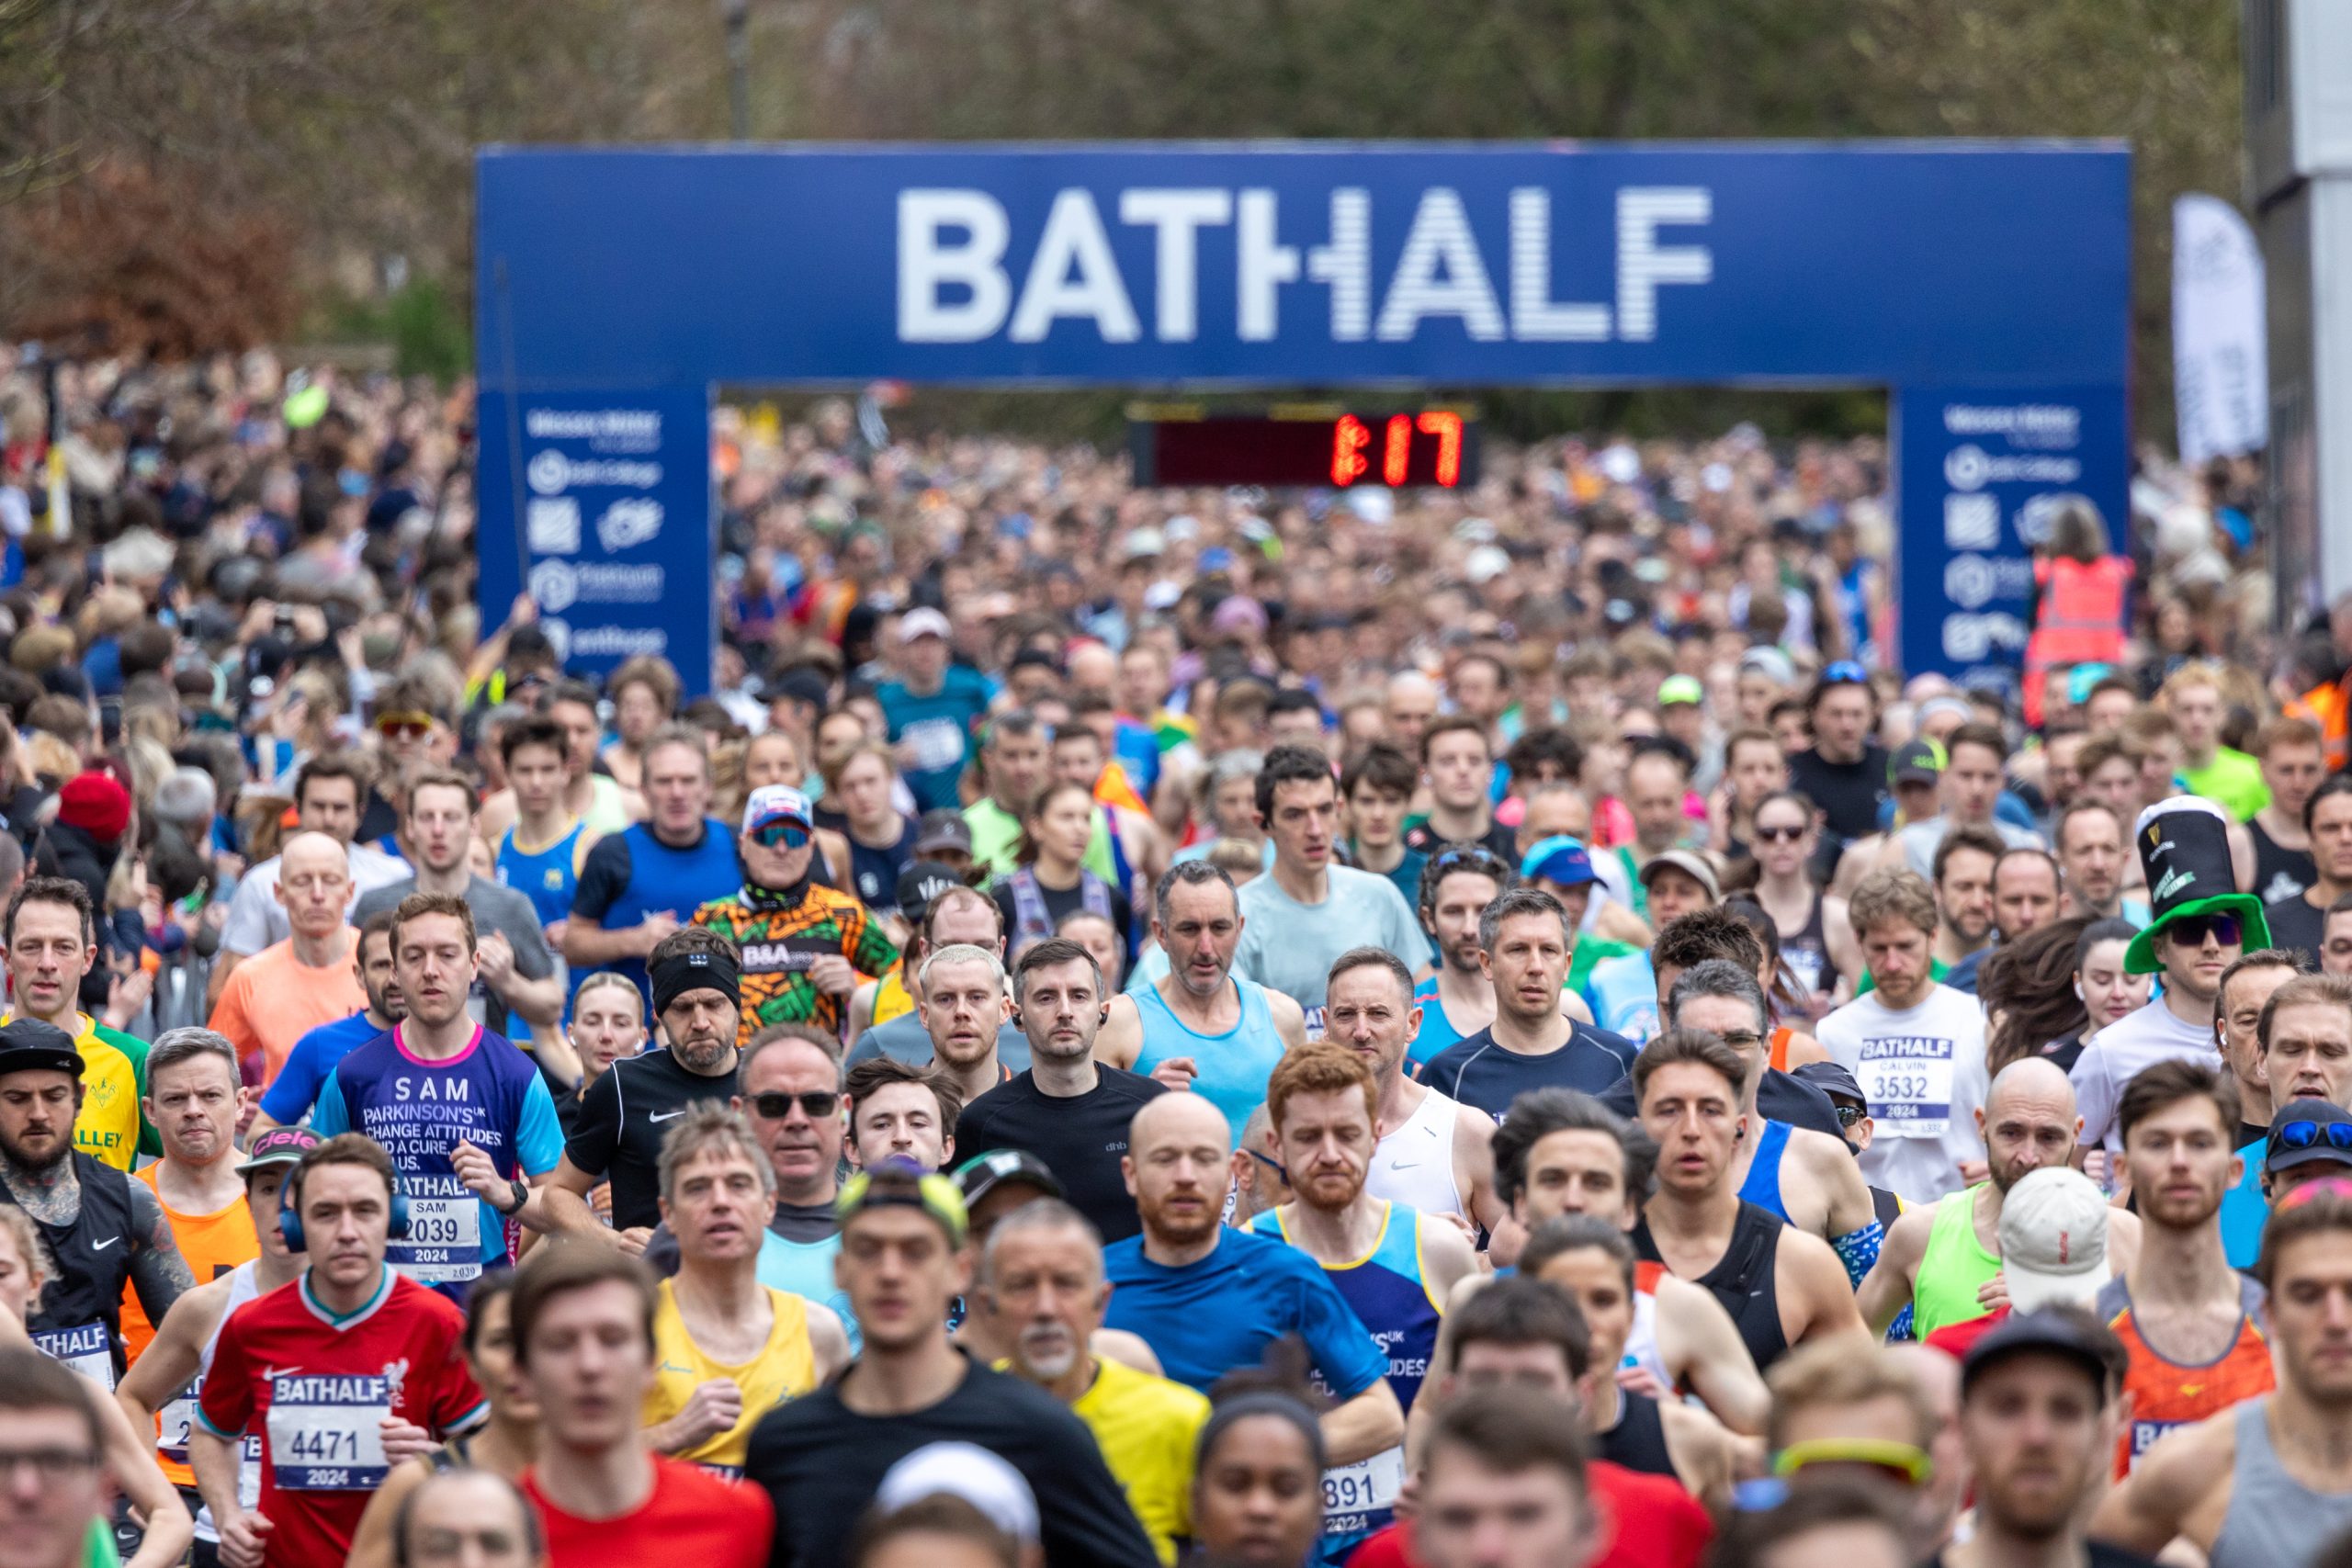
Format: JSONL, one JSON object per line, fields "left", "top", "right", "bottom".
{"left": 501, "top": 1177, "right": 530, "bottom": 1216}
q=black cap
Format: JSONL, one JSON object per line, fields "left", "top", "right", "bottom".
{"left": 953, "top": 1148, "right": 1064, "bottom": 1210}
{"left": 0, "top": 1017, "right": 82, "bottom": 1081}
{"left": 1889, "top": 738, "right": 1943, "bottom": 786}
{"left": 2266, "top": 1099, "right": 2352, "bottom": 1178}
{"left": 914, "top": 809, "right": 975, "bottom": 856}
{"left": 763, "top": 669, "right": 831, "bottom": 710}
{"left": 1792, "top": 1059, "right": 1867, "bottom": 1109}
{"left": 897, "top": 860, "right": 967, "bottom": 924}
{"left": 1960, "top": 1308, "right": 2125, "bottom": 1399}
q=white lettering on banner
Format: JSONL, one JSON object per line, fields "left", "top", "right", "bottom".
{"left": 524, "top": 453, "right": 662, "bottom": 494}
{"left": 596, "top": 497, "right": 664, "bottom": 551}
{"left": 526, "top": 498, "right": 581, "bottom": 555}
{"left": 897, "top": 185, "right": 1714, "bottom": 347}
{"left": 565, "top": 626, "right": 671, "bottom": 657}
{"left": 1942, "top": 493, "right": 2000, "bottom": 549}
{"left": 1944, "top": 553, "right": 2035, "bottom": 610}
{"left": 1942, "top": 613, "right": 2029, "bottom": 662}
{"left": 528, "top": 561, "right": 664, "bottom": 611}
{"left": 523, "top": 409, "right": 663, "bottom": 451}
{"left": 1942, "top": 445, "right": 2083, "bottom": 491}
{"left": 1008, "top": 189, "right": 1141, "bottom": 344}
{"left": 1941, "top": 404, "right": 2082, "bottom": 446}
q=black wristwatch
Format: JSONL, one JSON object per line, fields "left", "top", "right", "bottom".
{"left": 500, "top": 1177, "right": 530, "bottom": 1216}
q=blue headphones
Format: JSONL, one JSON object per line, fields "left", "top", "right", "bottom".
{"left": 278, "top": 1167, "right": 412, "bottom": 1254}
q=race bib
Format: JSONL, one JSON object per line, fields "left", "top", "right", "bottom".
{"left": 1321, "top": 1447, "right": 1406, "bottom": 1536}
{"left": 160, "top": 1391, "right": 198, "bottom": 1465}
{"left": 389, "top": 1173, "right": 482, "bottom": 1285}
{"left": 266, "top": 1375, "right": 390, "bottom": 1490}
{"left": 902, "top": 717, "right": 966, "bottom": 773}
{"left": 32, "top": 1322, "right": 115, "bottom": 1390}
{"left": 1858, "top": 1035, "right": 1957, "bottom": 1137}
{"left": 1303, "top": 1006, "right": 1327, "bottom": 1043}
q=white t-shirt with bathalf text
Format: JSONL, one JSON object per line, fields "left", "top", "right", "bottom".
{"left": 1816, "top": 981, "right": 1991, "bottom": 1206}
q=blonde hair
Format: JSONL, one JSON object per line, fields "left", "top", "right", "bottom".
{"left": 1765, "top": 1339, "right": 1937, "bottom": 1451}
{"left": 0, "top": 1205, "right": 52, "bottom": 1312}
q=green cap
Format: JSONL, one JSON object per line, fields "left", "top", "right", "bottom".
{"left": 1657, "top": 674, "right": 1704, "bottom": 707}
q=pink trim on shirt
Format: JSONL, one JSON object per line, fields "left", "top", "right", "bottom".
{"left": 391, "top": 1022, "right": 485, "bottom": 1067}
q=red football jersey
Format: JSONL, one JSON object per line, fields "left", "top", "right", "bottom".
{"left": 1344, "top": 1459, "right": 1713, "bottom": 1568}
{"left": 524, "top": 1456, "right": 774, "bottom": 1568}
{"left": 198, "top": 1269, "right": 485, "bottom": 1568}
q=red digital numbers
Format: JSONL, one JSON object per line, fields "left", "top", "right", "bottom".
{"left": 1419, "top": 411, "right": 1464, "bottom": 486}
{"left": 1330, "top": 415, "right": 1373, "bottom": 486}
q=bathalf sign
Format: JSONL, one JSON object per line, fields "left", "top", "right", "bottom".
{"left": 476, "top": 143, "right": 2132, "bottom": 688}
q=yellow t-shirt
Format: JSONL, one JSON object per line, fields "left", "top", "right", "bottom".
{"left": 5, "top": 1011, "right": 156, "bottom": 1171}
{"left": 872, "top": 967, "right": 914, "bottom": 1027}
{"left": 1069, "top": 1357, "right": 1212, "bottom": 1566}
{"left": 642, "top": 1280, "right": 816, "bottom": 1473}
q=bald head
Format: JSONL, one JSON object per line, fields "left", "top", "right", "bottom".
{"left": 1979, "top": 1057, "right": 2082, "bottom": 1193}
{"left": 1124, "top": 1092, "right": 1235, "bottom": 1250}
{"left": 1131, "top": 1091, "right": 1232, "bottom": 1159}
{"left": 279, "top": 830, "right": 345, "bottom": 879}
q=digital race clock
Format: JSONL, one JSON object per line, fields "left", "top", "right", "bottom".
{"left": 1128, "top": 404, "right": 1481, "bottom": 490}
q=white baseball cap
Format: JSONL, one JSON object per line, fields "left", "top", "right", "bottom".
{"left": 1998, "top": 1167, "right": 2112, "bottom": 1313}
{"left": 897, "top": 606, "right": 953, "bottom": 644}
{"left": 874, "top": 1441, "right": 1040, "bottom": 1545}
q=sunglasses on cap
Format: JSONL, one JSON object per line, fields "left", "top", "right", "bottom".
{"left": 1820, "top": 660, "right": 1870, "bottom": 686}
{"left": 752, "top": 821, "right": 811, "bottom": 851}
{"left": 2166, "top": 914, "right": 2241, "bottom": 948}
{"left": 1430, "top": 846, "right": 1511, "bottom": 876}
{"left": 2278, "top": 1122, "right": 2352, "bottom": 1154}
{"left": 750, "top": 1090, "right": 839, "bottom": 1121}
{"left": 1770, "top": 1438, "right": 1932, "bottom": 1489}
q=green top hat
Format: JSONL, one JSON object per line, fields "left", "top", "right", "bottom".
{"left": 2122, "top": 795, "right": 2268, "bottom": 975}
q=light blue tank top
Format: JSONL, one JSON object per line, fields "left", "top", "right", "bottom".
{"left": 1408, "top": 976, "right": 1465, "bottom": 1070}
{"left": 1587, "top": 952, "right": 1660, "bottom": 1045}
{"left": 756, "top": 1230, "right": 860, "bottom": 1353}
{"left": 1134, "top": 976, "right": 1286, "bottom": 1133}
{"left": 1250, "top": 1200, "right": 1441, "bottom": 1559}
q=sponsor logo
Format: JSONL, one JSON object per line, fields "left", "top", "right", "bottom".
{"left": 596, "top": 498, "right": 664, "bottom": 552}
{"left": 526, "top": 498, "right": 582, "bottom": 555}
{"left": 524, "top": 452, "right": 662, "bottom": 494}
{"left": 523, "top": 409, "right": 663, "bottom": 451}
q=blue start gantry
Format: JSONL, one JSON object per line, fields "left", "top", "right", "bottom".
{"left": 476, "top": 141, "right": 2132, "bottom": 693}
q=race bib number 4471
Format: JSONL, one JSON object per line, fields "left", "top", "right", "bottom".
{"left": 1858, "top": 1035, "right": 1957, "bottom": 1137}
{"left": 266, "top": 1375, "right": 390, "bottom": 1491}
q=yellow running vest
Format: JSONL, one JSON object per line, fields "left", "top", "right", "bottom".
{"left": 642, "top": 1280, "right": 816, "bottom": 1473}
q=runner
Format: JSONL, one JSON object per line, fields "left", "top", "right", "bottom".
{"left": 1763, "top": 1338, "right": 1962, "bottom": 1561}
{"left": 479, "top": 680, "right": 645, "bottom": 849}
{"left": 1341, "top": 744, "right": 1430, "bottom": 911}
{"left": 1887, "top": 725, "right": 2046, "bottom": 878}
{"left": 1521, "top": 1215, "right": 1740, "bottom": 1505}
{"left": 191, "top": 1134, "right": 487, "bottom": 1568}
{"left": 564, "top": 725, "right": 741, "bottom": 999}
{"left": 542, "top": 928, "right": 745, "bottom": 1245}
{"left": 1248, "top": 1045, "right": 1476, "bottom": 1562}
{"left": 692, "top": 785, "right": 899, "bottom": 1043}
{"left": 2268, "top": 775, "right": 2352, "bottom": 964}
{"left": 2073, "top": 797, "right": 2267, "bottom": 1161}
{"left": 1785, "top": 664, "right": 1888, "bottom": 874}
{"left": 1630, "top": 1029, "right": 1866, "bottom": 1372}
{"left": 1939, "top": 1311, "right": 2160, "bottom": 1568}
{"left": 353, "top": 772, "right": 565, "bottom": 1047}
{"left": 1817, "top": 867, "right": 1992, "bottom": 1203}
{"left": 2098, "top": 1060, "right": 2274, "bottom": 1476}
{"left": 1477, "top": 1087, "right": 1768, "bottom": 1434}
{"left": 1184, "top": 1382, "right": 1329, "bottom": 1568}
{"left": 1230, "top": 747, "right": 1426, "bottom": 1027}
{"left": 1407, "top": 847, "right": 1511, "bottom": 1067}
{"left": 381, "top": 1470, "right": 542, "bottom": 1568}
{"left": 1787, "top": 1060, "right": 1905, "bottom": 1227}
{"left": 1325, "top": 947, "right": 1504, "bottom": 1234}
{"left": 344, "top": 1271, "right": 537, "bottom": 1568}
{"left": 955, "top": 939, "right": 1163, "bottom": 1242}
{"left": 876, "top": 609, "right": 993, "bottom": 817}
{"left": 209, "top": 756, "right": 408, "bottom": 1011}
{"left": 1661, "top": 960, "right": 1878, "bottom": 1267}
{"left": 1586, "top": 851, "right": 1723, "bottom": 1044}
{"left": 0, "top": 1344, "right": 186, "bottom": 1568}
{"left": 208, "top": 834, "right": 369, "bottom": 1089}
{"left": 553, "top": 972, "right": 647, "bottom": 1142}
{"left": 742, "top": 1160, "right": 1158, "bottom": 1568}
{"left": 640, "top": 1105, "right": 848, "bottom": 1472}
{"left": 1098, "top": 862, "right": 1305, "bottom": 1131}
{"left": 2222, "top": 974, "right": 2352, "bottom": 1263}
{"left": 1102, "top": 1094, "right": 1404, "bottom": 1457}
{"left": 983, "top": 1199, "right": 1209, "bottom": 1567}
{"left": 910, "top": 943, "right": 1016, "bottom": 1106}
{"left": 960, "top": 712, "right": 1056, "bottom": 877}
{"left": 1858, "top": 1059, "right": 2107, "bottom": 1337}
{"left": 115, "top": 1127, "right": 313, "bottom": 1568}
{"left": 250, "top": 911, "right": 404, "bottom": 1137}
{"left": 313, "top": 894, "right": 563, "bottom": 1299}
{"left": 1422, "top": 888, "right": 1637, "bottom": 1119}
{"left": 988, "top": 781, "right": 1132, "bottom": 965}
{"left": 843, "top": 1056, "right": 959, "bottom": 1172}
{"left": 1405, "top": 718, "right": 1516, "bottom": 860}
{"left": 2214, "top": 949, "right": 2304, "bottom": 1153}
{"left": 2248, "top": 717, "right": 2324, "bottom": 906}
{"left": 119, "top": 1031, "right": 256, "bottom": 1366}
{"left": 847, "top": 883, "right": 1029, "bottom": 1069}
{"left": 509, "top": 1248, "right": 773, "bottom": 1568}
{"left": 2054, "top": 801, "right": 2137, "bottom": 921}
{"left": 1747, "top": 791, "right": 1860, "bottom": 1016}
{"left": 1927, "top": 826, "right": 2003, "bottom": 994}
{"left": 2, "top": 877, "right": 155, "bottom": 1171}
{"left": 491, "top": 716, "right": 597, "bottom": 952}
{"left": 1991, "top": 847, "right": 2063, "bottom": 947}
{"left": 0, "top": 1018, "right": 191, "bottom": 1384}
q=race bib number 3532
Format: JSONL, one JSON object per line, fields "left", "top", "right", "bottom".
{"left": 1858, "top": 1035, "right": 1957, "bottom": 1136}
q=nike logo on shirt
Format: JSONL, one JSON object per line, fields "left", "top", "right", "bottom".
{"left": 90, "top": 1236, "right": 120, "bottom": 1251}
{"left": 650, "top": 1110, "right": 685, "bottom": 1122}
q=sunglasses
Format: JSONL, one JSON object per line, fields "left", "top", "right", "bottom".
{"left": 2278, "top": 1122, "right": 2352, "bottom": 1154}
{"left": 2166, "top": 914, "right": 2241, "bottom": 948}
{"left": 1833, "top": 1103, "right": 1867, "bottom": 1129}
{"left": 752, "top": 821, "right": 811, "bottom": 851}
{"left": 375, "top": 713, "right": 435, "bottom": 739}
{"left": 750, "top": 1090, "right": 840, "bottom": 1121}
{"left": 1752, "top": 823, "right": 1807, "bottom": 843}
{"left": 1821, "top": 660, "right": 1871, "bottom": 686}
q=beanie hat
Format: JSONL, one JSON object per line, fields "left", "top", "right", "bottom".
{"left": 57, "top": 771, "right": 131, "bottom": 844}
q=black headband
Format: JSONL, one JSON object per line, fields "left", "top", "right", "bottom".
{"left": 650, "top": 947, "right": 741, "bottom": 1017}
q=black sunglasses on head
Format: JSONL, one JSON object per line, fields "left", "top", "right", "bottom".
{"left": 750, "top": 1090, "right": 840, "bottom": 1121}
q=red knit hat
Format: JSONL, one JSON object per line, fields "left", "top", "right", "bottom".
{"left": 57, "top": 772, "right": 131, "bottom": 844}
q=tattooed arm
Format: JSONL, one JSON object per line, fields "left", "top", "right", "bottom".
{"left": 124, "top": 1178, "right": 195, "bottom": 1325}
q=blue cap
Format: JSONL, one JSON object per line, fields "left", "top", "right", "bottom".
{"left": 1520, "top": 834, "right": 1598, "bottom": 888}
{"left": 1199, "top": 546, "right": 1237, "bottom": 573}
